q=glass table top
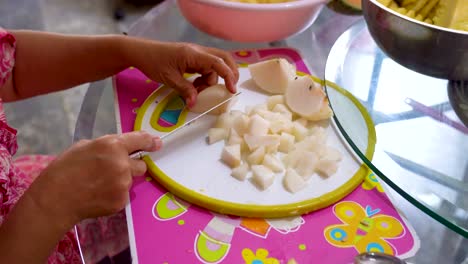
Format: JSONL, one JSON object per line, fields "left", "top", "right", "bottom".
{"left": 325, "top": 19, "right": 468, "bottom": 237}
{"left": 73, "top": 1, "right": 468, "bottom": 263}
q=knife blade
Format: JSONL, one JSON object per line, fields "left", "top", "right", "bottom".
{"left": 130, "top": 91, "right": 241, "bottom": 160}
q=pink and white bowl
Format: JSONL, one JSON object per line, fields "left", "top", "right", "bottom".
{"left": 177, "top": 0, "right": 329, "bottom": 43}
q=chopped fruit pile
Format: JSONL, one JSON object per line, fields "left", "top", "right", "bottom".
{"left": 205, "top": 58, "right": 342, "bottom": 193}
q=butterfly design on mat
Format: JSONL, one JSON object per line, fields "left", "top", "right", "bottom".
{"left": 152, "top": 192, "right": 305, "bottom": 264}
{"left": 324, "top": 201, "right": 404, "bottom": 256}
{"left": 361, "top": 172, "right": 385, "bottom": 193}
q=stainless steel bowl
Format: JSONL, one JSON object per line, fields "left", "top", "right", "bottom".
{"left": 362, "top": 0, "right": 468, "bottom": 80}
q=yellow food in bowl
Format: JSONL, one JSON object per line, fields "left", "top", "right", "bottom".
{"left": 225, "top": 0, "right": 295, "bottom": 3}
{"left": 377, "top": 0, "right": 467, "bottom": 31}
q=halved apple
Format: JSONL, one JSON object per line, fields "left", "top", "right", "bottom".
{"left": 285, "top": 76, "right": 328, "bottom": 119}
{"left": 248, "top": 58, "right": 296, "bottom": 94}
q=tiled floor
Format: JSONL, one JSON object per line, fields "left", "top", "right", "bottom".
{"left": 1, "top": 0, "right": 151, "bottom": 155}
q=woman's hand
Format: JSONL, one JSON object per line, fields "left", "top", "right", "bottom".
{"left": 28, "top": 131, "right": 162, "bottom": 226}
{"left": 127, "top": 40, "right": 240, "bottom": 108}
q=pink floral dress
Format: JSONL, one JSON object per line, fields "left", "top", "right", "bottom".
{"left": 0, "top": 28, "right": 129, "bottom": 263}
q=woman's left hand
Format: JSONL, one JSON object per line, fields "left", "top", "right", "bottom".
{"left": 128, "top": 40, "right": 239, "bottom": 108}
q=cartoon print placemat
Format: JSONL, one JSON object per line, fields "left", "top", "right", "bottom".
{"left": 114, "top": 48, "right": 419, "bottom": 264}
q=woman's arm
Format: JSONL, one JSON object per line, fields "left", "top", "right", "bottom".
{"left": 5, "top": 31, "right": 130, "bottom": 102}
{"left": 0, "top": 186, "right": 76, "bottom": 263}
{"left": 4, "top": 30, "right": 238, "bottom": 107}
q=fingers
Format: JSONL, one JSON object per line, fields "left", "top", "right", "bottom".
{"left": 119, "top": 131, "right": 162, "bottom": 154}
{"left": 130, "top": 159, "right": 147, "bottom": 176}
{"left": 193, "top": 72, "right": 218, "bottom": 92}
{"left": 193, "top": 52, "right": 237, "bottom": 94}
{"left": 205, "top": 47, "right": 240, "bottom": 83}
{"left": 165, "top": 74, "right": 198, "bottom": 108}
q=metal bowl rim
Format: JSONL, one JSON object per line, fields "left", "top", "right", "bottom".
{"left": 366, "top": 0, "right": 468, "bottom": 36}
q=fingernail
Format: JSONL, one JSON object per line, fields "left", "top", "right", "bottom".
{"left": 153, "top": 137, "right": 162, "bottom": 150}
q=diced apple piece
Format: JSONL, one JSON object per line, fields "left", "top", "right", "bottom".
{"left": 267, "top": 95, "right": 285, "bottom": 110}
{"left": 221, "top": 144, "right": 241, "bottom": 168}
{"left": 272, "top": 104, "right": 293, "bottom": 120}
{"left": 248, "top": 114, "right": 270, "bottom": 136}
{"left": 279, "top": 132, "right": 295, "bottom": 153}
{"left": 227, "top": 128, "right": 241, "bottom": 144}
{"left": 283, "top": 168, "right": 307, "bottom": 193}
{"left": 251, "top": 165, "right": 275, "bottom": 190}
{"left": 292, "top": 122, "right": 309, "bottom": 141}
{"left": 231, "top": 163, "right": 249, "bottom": 181}
{"left": 295, "top": 135, "right": 325, "bottom": 155}
{"left": 207, "top": 128, "right": 228, "bottom": 144}
{"left": 282, "top": 149, "right": 302, "bottom": 167}
{"left": 244, "top": 134, "right": 280, "bottom": 151}
{"left": 295, "top": 118, "right": 308, "bottom": 127}
{"left": 263, "top": 154, "right": 284, "bottom": 173}
{"left": 321, "top": 146, "right": 342, "bottom": 161}
{"left": 247, "top": 146, "right": 265, "bottom": 165}
{"left": 270, "top": 117, "right": 293, "bottom": 134}
{"left": 265, "top": 142, "right": 279, "bottom": 154}
{"left": 310, "top": 126, "right": 327, "bottom": 142}
{"left": 191, "top": 84, "right": 236, "bottom": 115}
{"left": 248, "top": 58, "right": 296, "bottom": 94}
{"left": 294, "top": 151, "right": 318, "bottom": 180}
{"left": 214, "top": 112, "right": 235, "bottom": 130}
{"left": 233, "top": 114, "right": 250, "bottom": 136}
{"left": 246, "top": 104, "right": 268, "bottom": 117}
{"left": 315, "top": 159, "right": 338, "bottom": 177}
{"left": 230, "top": 110, "right": 244, "bottom": 118}
{"left": 285, "top": 76, "right": 326, "bottom": 118}
{"left": 305, "top": 100, "right": 333, "bottom": 121}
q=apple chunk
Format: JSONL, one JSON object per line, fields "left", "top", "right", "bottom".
{"left": 263, "top": 154, "right": 284, "bottom": 173}
{"left": 251, "top": 165, "right": 275, "bottom": 190}
{"left": 248, "top": 58, "right": 296, "bottom": 94}
{"left": 191, "top": 84, "right": 235, "bottom": 115}
{"left": 283, "top": 168, "right": 307, "bottom": 193}
{"left": 207, "top": 128, "right": 228, "bottom": 144}
{"left": 231, "top": 163, "right": 249, "bottom": 181}
{"left": 248, "top": 114, "right": 270, "bottom": 136}
{"left": 221, "top": 144, "right": 241, "bottom": 168}
{"left": 244, "top": 134, "right": 280, "bottom": 151}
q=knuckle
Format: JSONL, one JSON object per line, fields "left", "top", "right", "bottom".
{"left": 137, "top": 130, "right": 152, "bottom": 142}
{"left": 179, "top": 43, "right": 197, "bottom": 55}
{"left": 76, "top": 139, "right": 91, "bottom": 146}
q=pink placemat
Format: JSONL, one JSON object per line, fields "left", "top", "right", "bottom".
{"left": 114, "top": 48, "right": 419, "bottom": 264}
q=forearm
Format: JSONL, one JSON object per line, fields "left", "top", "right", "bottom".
{"left": 0, "top": 186, "right": 75, "bottom": 263}
{"left": 6, "top": 30, "right": 131, "bottom": 102}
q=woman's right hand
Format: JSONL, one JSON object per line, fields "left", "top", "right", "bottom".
{"left": 28, "top": 131, "right": 162, "bottom": 227}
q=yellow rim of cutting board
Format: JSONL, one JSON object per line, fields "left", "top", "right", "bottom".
{"left": 134, "top": 70, "right": 376, "bottom": 218}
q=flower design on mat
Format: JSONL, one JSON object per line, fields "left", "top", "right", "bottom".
{"left": 361, "top": 172, "right": 384, "bottom": 193}
{"left": 242, "top": 248, "right": 279, "bottom": 264}
{"left": 324, "top": 201, "right": 404, "bottom": 255}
